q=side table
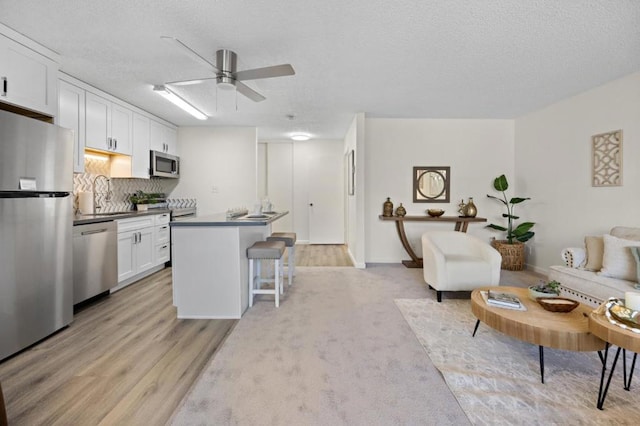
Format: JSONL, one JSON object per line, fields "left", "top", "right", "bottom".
{"left": 588, "top": 312, "right": 640, "bottom": 410}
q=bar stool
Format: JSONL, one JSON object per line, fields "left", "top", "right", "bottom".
{"left": 267, "top": 232, "right": 297, "bottom": 285}
{"left": 247, "top": 240, "right": 286, "bottom": 307}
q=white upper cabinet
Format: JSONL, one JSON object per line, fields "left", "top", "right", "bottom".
{"left": 0, "top": 33, "right": 58, "bottom": 116}
{"left": 150, "top": 120, "right": 178, "bottom": 156}
{"left": 85, "top": 92, "right": 132, "bottom": 155}
{"left": 131, "top": 113, "right": 150, "bottom": 178}
{"left": 57, "top": 80, "right": 86, "bottom": 173}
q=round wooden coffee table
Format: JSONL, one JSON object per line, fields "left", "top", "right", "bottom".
{"left": 471, "top": 286, "right": 605, "bottom": 383}
{"left": 589, "top": 312, "right": 640, "bottom": 409}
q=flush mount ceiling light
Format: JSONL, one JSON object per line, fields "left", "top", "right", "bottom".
{"left": 291, "top": 133, "right": 311, "bottom": 141}
{"left": 152, "top": 85, "right": 208, "bottom": 120}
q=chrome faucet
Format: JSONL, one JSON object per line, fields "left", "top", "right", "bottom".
{"left": 92, "top": 174, "right": 112, "bottom": 214}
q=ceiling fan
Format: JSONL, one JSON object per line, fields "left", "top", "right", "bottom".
{"left": 161, "top": 36, "right": 295, "bottom": 102}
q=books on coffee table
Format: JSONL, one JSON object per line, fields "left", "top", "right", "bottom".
{"left": 481, "top": 290, "right": 527, "bottom": 311}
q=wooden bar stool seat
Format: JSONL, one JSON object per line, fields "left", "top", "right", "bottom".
{"left": 267, "top": 232, "right": 297, "bottom": 285}
{"left": 247, "top": 240, "right": 286, "bottom": 307}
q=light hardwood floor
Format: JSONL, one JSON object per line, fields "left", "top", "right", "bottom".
{"left": 0, "top": 268, "right": 235, "bottom": 425}
{"left": 0, "top": 250, "right": 540, "bottom": 425}
{"left": 292, "top": 244, "right": 353, "bottom": 266}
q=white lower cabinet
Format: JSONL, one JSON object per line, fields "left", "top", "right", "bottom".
{"left": 154, "top": 213, "right": 171, "bottom": 264}
{"left": 115, "top": 215, "right": 156, "bottom": 286}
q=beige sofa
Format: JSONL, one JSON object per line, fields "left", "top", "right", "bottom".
{"left": 548, "top": 226, "right": 640, "bottom": 307}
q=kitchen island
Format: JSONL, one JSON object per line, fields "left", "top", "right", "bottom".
{"left": 170, "top": 211, "right": 288, "bottom": 319}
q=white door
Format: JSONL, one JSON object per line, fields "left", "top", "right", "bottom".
{"left": 308, "top": 141, "right": 345, "bottom": 244}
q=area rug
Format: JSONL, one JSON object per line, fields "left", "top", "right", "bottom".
{"left": 395, "top": 298, "right": 640, "bottom": 425}
{"left": 170, "top": 266, "right": 470, "bottom": 425}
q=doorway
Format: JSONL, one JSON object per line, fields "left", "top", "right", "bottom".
{"left": 259, "top": 139, "right": 345, "bottom": 244}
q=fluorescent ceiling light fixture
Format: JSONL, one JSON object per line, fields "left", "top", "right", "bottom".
{"left": 291, "top": 133, "right": 310, "bottom": 141}
{"left": 153, "top": 85, "right": 208, "bottom": 120}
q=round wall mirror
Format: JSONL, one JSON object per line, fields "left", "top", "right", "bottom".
{"left": 413, "top": 166, "right": 450, "bottom": 203}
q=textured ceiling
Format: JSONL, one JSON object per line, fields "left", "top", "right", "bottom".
{"left": 1, "top": 0, "right": 639, "bottom": 140}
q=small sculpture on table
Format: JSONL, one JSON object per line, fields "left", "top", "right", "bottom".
{"left": 458, "top": 198, "right": 477, "bottom": 218}
{"left": 395, "top": 203, "right": 406, "bottom": 217}
{"left": 382, "top": 197, "right": 394, "bottom": 217}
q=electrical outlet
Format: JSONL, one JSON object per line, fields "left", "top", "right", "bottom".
{"left": 211, "top": 186, "right": 219, "bottom": 194}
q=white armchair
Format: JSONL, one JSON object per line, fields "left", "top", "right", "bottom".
{"left": 422, "top": 231, "right": 502, "bottom": 302}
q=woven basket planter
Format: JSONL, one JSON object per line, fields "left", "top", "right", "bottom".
{"left": 492, "top": 240, "right": 525, "bottom": 271}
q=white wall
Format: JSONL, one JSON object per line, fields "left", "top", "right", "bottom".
{"left": 344, "top": 113, "right": 366, "bottom": 268}
{"left": 172, "top": 127, "right": 257, "bottom": 215}
{"left": 365, "top": 118, "right": 515, "bottom": 263}
{"left": 515, "top": 71, "right": 640, "bottom": 272}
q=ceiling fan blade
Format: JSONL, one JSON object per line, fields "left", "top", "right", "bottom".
{"left": 235, "top": 81, "right": 266, "bottom": 102}
{"left": 165, "top": 77, "right": 217, "bottom": 86}
{"left": 161, "top": 36, "right": 219, "bottom": 71}
{"left": 233, "top": 64, "right": 295, "bottom": 81}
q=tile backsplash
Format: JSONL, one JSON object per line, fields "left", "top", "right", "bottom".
{"left": 73, "top": 157, "right": 179, "bottom": 213}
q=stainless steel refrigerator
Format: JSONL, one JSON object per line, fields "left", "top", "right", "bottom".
{"left": 0, "top": 109, "right": 74, "bottom": 362}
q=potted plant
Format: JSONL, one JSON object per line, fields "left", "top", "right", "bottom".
{"left": 486, "top": 174, "right": 535, "bottom": 270}
{"left": 528, "top": 280, "right": 561, "bottom": 301}
{"left": 129, "top": 190, "right": 149, "bottom": 211}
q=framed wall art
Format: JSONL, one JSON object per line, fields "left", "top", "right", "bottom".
{"left": 592, "top": 130, "right": 622, "bottom": 187}
{"left": 348, "top": 149, "right": 355, "bottom": 196}
{"left": 413, "top": 166, "right": 450, "bottom": 203}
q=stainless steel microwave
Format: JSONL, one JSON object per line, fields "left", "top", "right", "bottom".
{"left": 150, "top": 150, "right": 180, "bottom": 178}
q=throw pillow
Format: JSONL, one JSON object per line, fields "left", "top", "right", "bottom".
{"left": 631, "top": 247, "right": 640, "bottom": 284}
{"left": 584, "top": 236, "right": 604, "bottom": 271}
{"left": 598, "top": 234, "right": 638, "bottom": 282}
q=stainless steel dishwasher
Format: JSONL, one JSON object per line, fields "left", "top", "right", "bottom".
{"left": 73, "top": 221, "right": 117, "bottom": 305}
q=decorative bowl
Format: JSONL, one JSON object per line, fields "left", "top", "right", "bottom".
{"left": 536, "top": 297, "right": 579, "bottom": 313}
{"left": 427, "top": 209, "right": 445, "bottom": 217}
{"left": 608, "top": 301, "right": 640, "bottom": 329}
{"left": 528, "top": 286, "right": 560, "bottom": 301}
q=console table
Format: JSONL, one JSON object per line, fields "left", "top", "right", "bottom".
{"left": 379, "top": 215, "right": 487, "bottom": 268}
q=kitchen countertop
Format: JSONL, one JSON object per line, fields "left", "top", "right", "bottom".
{"left": 73, "top": 209, "right": 171, "bottom": 225}
{"left": 169, "top": 211, "right": 288, "bottom": 227}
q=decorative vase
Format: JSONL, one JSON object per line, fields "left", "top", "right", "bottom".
{"left": 136, "top": 203, "right": 148, "bottom": 212}
{"left": 383, "top": 197, "right": 394, "bottom": 217}
{"left": 395, "top": 203, "right": 406, "bottom": 217}
{"left": 463, "top": 197, "right": 477, "bottom": 218}
{"left": 528, "top": 285, "right": 560, "bottom": 301}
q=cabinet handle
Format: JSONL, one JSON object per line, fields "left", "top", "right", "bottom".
{"left": 115, "top": 139, "right": 118, "bottom": 150}
{"left": 132, "top": 233, "right": 137, "bottom": 244}
{"left": 1, "top": 77, "right": 6, "bottom": 96}
{"left": 81, "top": 228, "right": 108, "bottom": 235}
{"left": 107, "top": 137, "right": 112, "bottom": 150}
{"left": 162, "top": 245, "right": 168, "bottom": 249}
{"left": 138, "top": 231, "right": 142, "bottom": 242}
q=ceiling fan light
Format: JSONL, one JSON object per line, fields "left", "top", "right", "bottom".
{"left": 216, "top": 75, "right": 236, "bottom": 90}
{"left": 152, "top": 85, "right": 208, "bottom": 120}
{"left": 291, "top": 133, "right": 310, "bottom": 141}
